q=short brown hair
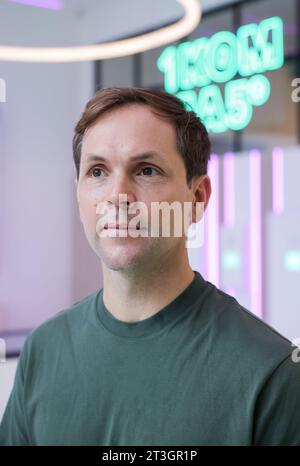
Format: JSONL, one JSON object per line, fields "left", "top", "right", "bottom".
{"left": 73, "top": 87, "right": 211, "bottom": 188}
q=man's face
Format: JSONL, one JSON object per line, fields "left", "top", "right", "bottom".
{"left": 75, "top": 103, "right": 206, "bottom": 273}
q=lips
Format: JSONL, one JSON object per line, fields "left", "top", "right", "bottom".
{"left": 104, "top": 223, "right": 141, "bottom": 230}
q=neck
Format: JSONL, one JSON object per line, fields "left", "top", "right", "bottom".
{"left": 101, "top": 248, "right": 195, "bottom": 323}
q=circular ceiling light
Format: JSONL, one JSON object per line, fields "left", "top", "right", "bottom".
{"left": 0, "top": 0, "right": 201, "bottom": 63}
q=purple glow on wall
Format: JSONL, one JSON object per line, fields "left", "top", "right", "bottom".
{"left": 249, "top": 150, "right": 263, "bottom": 318}
{"left": 223, "top": 152, "right": 235, "bottom": 227}
{"left": 224, "top": 288, "right": 236, "bottom": 298}
{"left": 272, "top": 147, "right": 284, "bottom": 215}
{"left": 8, "top": 0, "right": 63, "bottom": 10}
{"left": 205, "top": 154, "right": 220, "bottom": 287}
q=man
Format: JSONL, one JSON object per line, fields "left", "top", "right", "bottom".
{"left": 1, "top": 87, "right": 300, "bottom": 446}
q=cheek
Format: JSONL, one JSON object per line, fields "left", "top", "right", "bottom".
{"left": 81, "top": 205, "right": 95, "bottom": 225}
{"left": 78, "top": 191, "right": 99, "bottom": 226}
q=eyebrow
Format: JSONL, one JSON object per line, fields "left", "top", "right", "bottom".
{"left": 84, "top": 151, "right": 166, "bottom": 165}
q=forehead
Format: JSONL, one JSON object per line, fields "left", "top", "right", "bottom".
{"left": 81, "top": 104, "right": 177, "bottom": 158}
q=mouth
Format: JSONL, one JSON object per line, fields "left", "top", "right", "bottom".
{"left": 104, "top": 223, "right": 141, "bottom": 230}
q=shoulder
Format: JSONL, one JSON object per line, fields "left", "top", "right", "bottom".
{"left": 20, "top": 289, "right": 101, "bottom": 359}
{"left": 198, "top": 280, "right": 295, "bottom": 370}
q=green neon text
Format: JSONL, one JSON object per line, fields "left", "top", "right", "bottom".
{"left": 157, "top": 16, "right": 284, "bottom": 133}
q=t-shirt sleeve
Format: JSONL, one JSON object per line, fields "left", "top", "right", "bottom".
{"left": 0, "top": 342, "right": 31, "bottom": 446}
{"left": 253, "top": 351, "right": 300, "bottom": 446}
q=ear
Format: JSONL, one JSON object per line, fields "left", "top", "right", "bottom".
{"left": 191, "top": 175, "right": 212, "bottom": 222}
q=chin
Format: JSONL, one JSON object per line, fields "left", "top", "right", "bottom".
{"left": 100, "top": 248, "right": 146, "bottom": 271}
{"left": 102, "top": 259, "right": 143, "bottom": 272}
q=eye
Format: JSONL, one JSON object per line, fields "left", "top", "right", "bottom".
{"left": 88, "top": 166, "right": 105, "bottom": 178}
{"left": 87, "top": 165, "right": 160, "bottom": 178}
{"left": 138, "top": 166, "right": 160, "bottom": 177}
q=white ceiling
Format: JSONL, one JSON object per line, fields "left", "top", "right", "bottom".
{"left": 66, "top": 0, "right": 241, "bottom": 15}
{"left": 201, "top": 0, "right": 241, "bottom": 12}
{"left": 70, "top": 0, "right": 243, "bottom": 45}
{"left": 0, "top": 0, "right": 243, "bottom": 47}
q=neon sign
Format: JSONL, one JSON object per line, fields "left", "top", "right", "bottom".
{"left": 157, "top": 16, "right": 284, "bottom": 132}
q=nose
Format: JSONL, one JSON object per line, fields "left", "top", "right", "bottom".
{"left": 108, "top": 172, "right": 137, "bottom": 208}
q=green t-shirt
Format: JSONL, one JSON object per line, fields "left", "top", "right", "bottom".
{"left": 1, "top": 271, "right": 300, "bottom": 446}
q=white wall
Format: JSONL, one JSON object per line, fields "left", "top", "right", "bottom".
{"left": 0, "top": 359, "right": 17, "bottom": 422}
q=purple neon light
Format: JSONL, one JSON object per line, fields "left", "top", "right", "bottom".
{"left": 205, "top": 153, "right": 220, "bottom": 287}
{"left": 249, "top": 149, "right": 263, "bottom": 318}
{"left": 272, "top": 147, "right": 284, "bottom": 215}
{"left": 9, "top": 0, "right": 63, "bottom": 10}
{"left": 223, "top": 152, "right": 235, "bottom": 227}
